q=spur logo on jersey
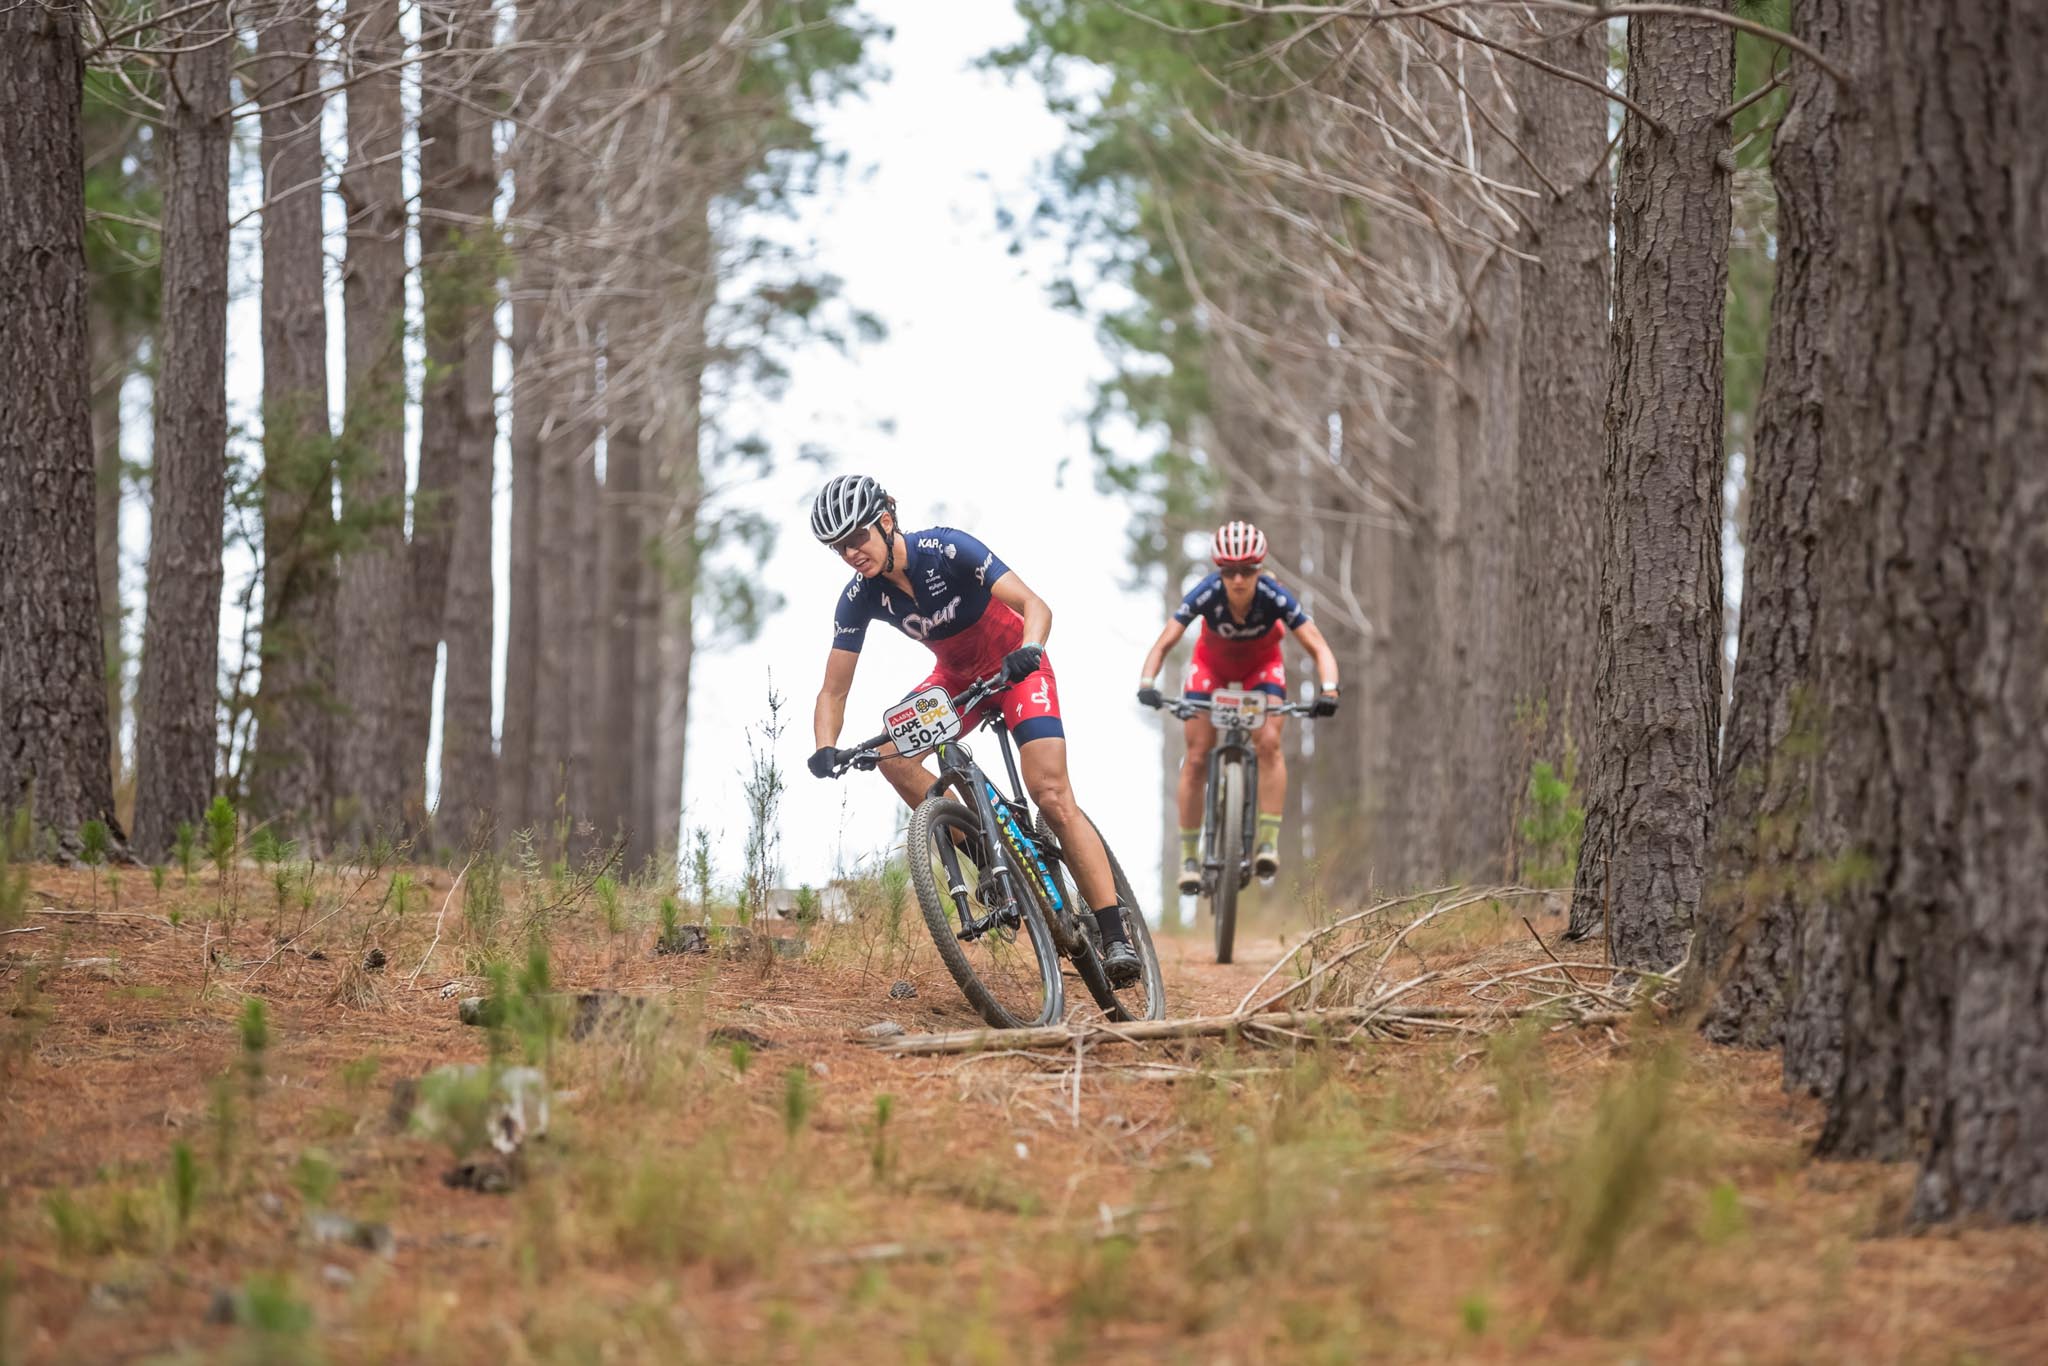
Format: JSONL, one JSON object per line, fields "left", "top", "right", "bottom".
{"left": 900, "top": 596, "right": 963, "bottom": 640}
{"left": 1213, "top": 618, "right": 1274, "bottom": 640}
{"left": 974, "top": 550, "right": 994, "bottom": 585}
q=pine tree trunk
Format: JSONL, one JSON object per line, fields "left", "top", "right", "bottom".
{"left": 603, "top": 303, "right": 651, "bottom": 867}
{"left": 1380, "top": 342, "right": 1445, "bottom": 889}
{"left": 1567, "top": 4, "right": 1734, "bottom": 968}
{"left": 410, "top": 0, "right": 497, "bottom": 849}
{"left": 648, "top": 414, "right": 700, "bottom": 868}
{"left": 1509, "top": 12, "right": 1609, "bottom": 870}
{"left": 0, "top": 0, "right": 124, "bottom": 852}
{"left": 1682, "top": 0, "right": 1841, "bottom": 1046}
{"left": 1155, "top": 511, "right": 1191, "bottom": 926}
{"left": 132, "top": 2, "right": 233, "bottom": 860}
{"left": 1813, "top": 0, "right": 2048, "bottom": 1225}
{"left": 501, "top": 276, "right": 542, "bottom": 840}
{"left": 333, "top": 0, "right": 411, "bottom": 838}
{"left": 90, "top": 326, "right": 127, "bottom": 797}
{"left": 432, "top": 5, "right": 500, "bottom": 851}
{"left": 1439, "top": 248, "right": 1519, "bottom": 882}
{"left": 247, "top": 0, "right": 335, "bottom": 846}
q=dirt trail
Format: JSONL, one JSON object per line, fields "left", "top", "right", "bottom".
{"left": 5, "top": 865, "right": 2045, "bottom": 1365}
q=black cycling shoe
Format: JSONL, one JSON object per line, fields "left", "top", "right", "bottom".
{"left": 1101, "top": 939, "right": 1143, "bottom": 988}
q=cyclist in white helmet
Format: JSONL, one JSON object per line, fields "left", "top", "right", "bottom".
{"left": 1136, "top": 520, "right": 1341, "bottom": 892}
{"left": 805, "top": 475, "right": 1143, "bottom": 985}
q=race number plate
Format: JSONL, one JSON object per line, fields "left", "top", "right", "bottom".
{"left": 1210, "top": 687, "right": 1268, "bottom": 728}
{"left": 884, "top": 686, "right": 962, "bottom": 757}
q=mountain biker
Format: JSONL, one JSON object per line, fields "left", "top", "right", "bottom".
{"left": 1136, "top": 520, "right": 1341, "bottom": 894}
{"left": 805, "top": 474, "right": 1143, "bottom": 986}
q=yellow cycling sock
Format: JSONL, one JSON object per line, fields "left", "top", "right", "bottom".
{"left": 1179, "top": 829, "right": 1200, "bottom": 863}
{"left": 1257, "top": 814, "right": 1282, "bottom": 849}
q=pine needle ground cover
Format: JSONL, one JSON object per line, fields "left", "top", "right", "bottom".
{"left": 2, "top": 862, "right": 2040, "bottom": 1364}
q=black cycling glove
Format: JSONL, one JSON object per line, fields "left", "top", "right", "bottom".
{"left": 1001, "top": 643, "right": 1045, "bottom": 684}
{"left": 807, "top": 746, "right": 843, "bottom": 779}
{"left": 1312, "top": 688, "right": 1341, "bottom": 718}
{"left": 1137, "top": 685, "right": 1163, "bottom": 709}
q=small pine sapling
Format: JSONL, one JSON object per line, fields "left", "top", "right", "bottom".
{"left": 78, "top": 819, "right": 109, "bottom": 912}
{"left": 173, "top": 821, "right": 198, "bottom": 885}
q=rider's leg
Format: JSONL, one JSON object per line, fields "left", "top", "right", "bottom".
{"left": 1179, "top": 714, "right": 1216, "bottom": 831}
{"left": 1254, "top": 712, "right": 1287, "bottom": 815}
{"left": 1021, "top": 736, "right": 1143, "bottom": 985}
{"left": 1018, "top": 738, "right": 1118, "bottom": 910}
{"left": 876, "top": 753, "right": 937, "bottom": 810}
{"left": 1253, "top": 713, "right": 1287, "bottom": 874}
{"left": 1178, "top": 714, "right": 1215, "bottom": 893}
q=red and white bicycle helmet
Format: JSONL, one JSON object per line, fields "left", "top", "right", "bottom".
{"left": 1212, "top": 520, "right": 1267, "bottom": 566}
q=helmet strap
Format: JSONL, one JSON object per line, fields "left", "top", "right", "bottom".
{"left": 879, "top": 510, "right": 897, "bottom": 576}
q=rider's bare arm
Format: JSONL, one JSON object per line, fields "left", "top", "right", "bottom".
{"left": 814, "top": 648, "right": 859, "bottom": 748}
{"left": 1291, "top": 619, "right": 1341, "bottom": 690}
{"left": 990, "top": 572, "right": 1053, "bottom": 649}
{"left": 1138, "top": 619, "right": 1188, "bottom": 685}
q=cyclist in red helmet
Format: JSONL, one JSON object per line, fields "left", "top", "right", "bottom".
{"left": 1135, "top": 520, "right": 1341, "bottom": 893}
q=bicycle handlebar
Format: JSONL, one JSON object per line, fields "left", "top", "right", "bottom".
{"left": 823, "top": 670, "right": 1011, "bottom": 779}
{"left": 1145, "top": 693, "right": 1320, "bottom": 723}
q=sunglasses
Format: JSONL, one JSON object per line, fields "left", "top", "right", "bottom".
{"left": 829, "top": 522, "right": 879, "bottom": 556}
{"left": 1218, "top": 564, "right": 1262, "bottom": 579}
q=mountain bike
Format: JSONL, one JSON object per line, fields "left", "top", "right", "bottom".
{"left": 1147, "top": 689, "right": 1316, "bottom": 964}
{"left": 827, "top": 670, "right": 1165, "bottom": 1029}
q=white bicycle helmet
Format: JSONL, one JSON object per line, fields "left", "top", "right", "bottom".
{"left": 810, "top": 474, "right": 894, "bottom": 544}
{"left": 1212, "top": 520, "right": 1267, "bottom": 565}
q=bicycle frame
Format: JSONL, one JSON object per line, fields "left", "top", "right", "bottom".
{"left": 1158, "top": 692, "right": 1315, "bottom": 894}
{"left": 1203, "top": 729, "right": 1261, "bottom": 894}
{"left": 846, "top": 677, "right": 1076, "bottom": 949}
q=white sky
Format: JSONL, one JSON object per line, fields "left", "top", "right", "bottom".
{"left": 156, "top": 0, "right": 1172, "bottom": 900}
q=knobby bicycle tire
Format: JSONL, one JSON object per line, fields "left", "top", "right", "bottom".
{"left": 907, "top": 796, "right": 1061, "bottom": 1029}
{"left": 1040, "top": 813, "right": 1167, "bottom": 1022}
{"left": 1211, "top": 760, "right": 1244, "bottom": 964}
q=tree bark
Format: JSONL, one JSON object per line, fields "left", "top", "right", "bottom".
{"left": 501, "top": 276, "right": 542, "bottom": 840}
{"left": 1379, "top": 339, "right": 1447, "bottom": 889}
{"left": 1566, "top": 3, "right": 1733, "bottom": 969}
{"left": 411, "top": 0, "right": 499, "bottom": 849}
{"left": 1811, "top": 0, "right": 2048, "bottom": 1226}
{"left": 0, "top": 0, "right": 124, "bottom": 852}
{"left": 132, "top": 2, "right": 233, "bottom": 860}
{"left": 1439, "top": 246, "right": 1519, "bottom": 882}
{"left": 247, "top": 0, "right": 336, "bottom": 846}
{"left": 1509, "top": 12, "right": 1609, "bottom": 872}
{"left": 90, "top": 325, "right": 127, "bottom": 797}
{"left": 333, "top": 0, "right": 411, "bottom": 838}
{"left": 1682, "top": 0, "right": 1840, "bottom": 1046}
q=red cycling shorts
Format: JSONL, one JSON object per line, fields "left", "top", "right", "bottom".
{"left": 915, "top": 657, "right": 1065, "bottom": 745}
{"left": 1185, "top": 635, "right": 1286, "bottom": 701}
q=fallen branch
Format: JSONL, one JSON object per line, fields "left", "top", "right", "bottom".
{"left": 408, "top": 856, "right": 476, "bottom": 987}
{"left": 874, "top": 999, "right": 1628, "bottom": 1057}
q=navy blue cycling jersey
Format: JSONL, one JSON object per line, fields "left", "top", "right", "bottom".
{"left": 1173, "top": 572, "right": 1309, "bottom": 655}
{"left": 831, "top": 527, "right": 1020, "bottom": 673}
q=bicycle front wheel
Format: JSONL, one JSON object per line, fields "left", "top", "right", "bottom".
{"left": 907, "top": 797, "right": 1062, "bottom": 1029}
{"left": 1211, "top": 760, "right": 1244, "bottom": 964}
{"left": 1059, "top": 813, "right": 1166, "bottom": 1022}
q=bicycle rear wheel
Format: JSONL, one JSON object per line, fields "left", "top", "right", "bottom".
{"left": 908, "top": 797, "right": 1061, "bottom": 1029}
{"left": 1210, "top": 760, "right": 1244, "bottom": 964}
